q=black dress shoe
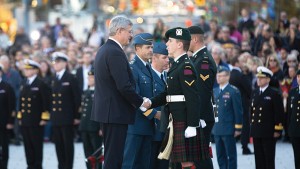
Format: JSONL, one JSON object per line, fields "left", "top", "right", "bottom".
{"left": 242, "top": 147, "right": 253, "bottom": 155}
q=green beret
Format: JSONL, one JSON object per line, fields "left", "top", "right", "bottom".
{"left": 188, "top": 26, "right": 204, "bottom": 35}
{"left": 165, "top": 27, "right": 191, "bottom": 41}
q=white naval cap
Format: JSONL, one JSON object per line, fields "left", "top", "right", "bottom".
{"left": 52, "top": 52, "right": 69, "bottom": 62}
{"left": 256, "top": 66, "right": 273, "bottom": 78}
{"left": 24, "top": 59, "right": 41, "bottom": 69}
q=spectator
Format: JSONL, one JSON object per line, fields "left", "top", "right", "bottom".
{"left": 265, "top": 53, "right": 284, "bottom": 88}
{"left": 196, "top": 15, "right": 210, "bottom": 33}
{"left": 52, "top": 17, "right": 65, "bottom": 42}
{"left": 86, "top": 25, "right": 104, "bottom": 48}
{"left": 13, "top": 27, "right": 31, "bottom": 49}
{"left": 238, "top": 8, "right": 254, "bottom": 33}
{"left": 0, "top": 27, "right": 10, "bottom": 50}
{"left": 153, "top": 19, "right": 165, "bottom": 42}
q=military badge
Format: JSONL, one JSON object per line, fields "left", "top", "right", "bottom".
{"left": 0, "top": 90, "right": 5, "bottom": 93}
{"left": 176, "top": 29, "right": 182, "bottom": 36}
{"left": 185, "top": 80, "right": 195, "bottom": 86}
{"left": 200, "top": 74, "right": 209, "bottom": 81}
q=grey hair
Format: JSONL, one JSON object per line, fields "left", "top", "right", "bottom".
{"left": 212, "top": 44, "right": 225, "bottom": 58}
{"left": 109, "top": 15, "right": 133, "bottom": 36}
{"left": 0, "top": 55, "right": 10, "bottom": 63}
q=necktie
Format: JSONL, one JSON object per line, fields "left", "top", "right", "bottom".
{"left": 56, "top": 74, "right": 60, "bottom": 80}
{"left": 260, "top": 90, "right": 262, "bottom": 95}
{"left": 146, "top": 64, "right": 152, "bottom": 75}
{"left": 27, "top": 79, "right": 30, "bottom": 85}
{"left": 220, "top": 89, "right": 223, "bottom": 93}
{"left": 160, "top": 74, "right": 166, "bottom": 85}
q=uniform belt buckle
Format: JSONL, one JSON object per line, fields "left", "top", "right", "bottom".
{"left": 166, "top": 95, "right": 171, "bottom": 102}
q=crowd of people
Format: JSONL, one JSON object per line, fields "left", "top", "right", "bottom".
{"left": 0, "top": 7, "right": 300, "bottom": 169}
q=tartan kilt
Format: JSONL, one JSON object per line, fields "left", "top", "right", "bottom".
{"left": 171, "top": 121, "right": 210, "bottom": 162}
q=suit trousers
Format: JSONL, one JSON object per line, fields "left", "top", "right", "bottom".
{"left": 21, "top": 126, "right": 44, "bottom": 169}
{"left": 81, "top": 131, "right": 103, "bottom": 169}
{"left": 0, "top": 129, "right": 9, "bottom": 169}
{"left": 253, "top": 137, "right": 276, "bottom": 169}
{"left": 241, "top": 108, "right": 250, "bottom": 148}
{"left": 150, "top": 141, "right": 169, "bottom": 169}
{"left": 214, "top": 135, "right": 237, "bottom": 169}
{"left": 122, "top": 134, "right": 152, "bottom": 169}
{"left": 291, "top": 137, "right": 300, "bottom": 169}
{"left": 102, "top": 123, "right": 128, "bottom": 169}
{"left": 194, "top": 121, "right": 214, "bottom": 169}
{"left": 52, "top": 125, "right": 74, "bottom": 169}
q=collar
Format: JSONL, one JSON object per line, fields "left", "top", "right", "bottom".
{"left": 232, "top": 66, "right": 242, "bottom": 72}
{"left": 83, "top": 64, "right": 91, "bottom": 70}
{"left": 27, "top": 74, "right": 37, "bottom": 85}
{"left": 89, "top": 86, "right": 95, "bottom": 90}
{"left": 220, "top": 83, "right": 229, "bottom": 90}
{"left": 193, "top": 46, "right": 206, "bottom": 57}
{"left": 260, "top": 85, "right": 269, "bottom": 93}
{"left": 109, "top": 37, "right": 123, "bottom": 49}
{"left": 56, "top": 69, "right": 66, "bottom": 79}
{"left": 0, "top": 78, "right": 2, "bottom": 83}
{"left": 152, "top": 67, "right": 163, "bottom": 77}
{"left": 136, "top": 55, "right": 148, "bottom": 66}
{"left": 174, "top": 53, "right": 186, "bottom": 63}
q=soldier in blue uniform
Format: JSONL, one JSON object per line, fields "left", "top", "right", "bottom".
{"left": 0, "top": 64, "right": 15, "bottom": 169}
{"left": 17, "top": 59, "right": 50, "bottom": 169}
{"left": 122, "top": 33, "right": 160, "bottom": 169}
{"left": 79, "top": 68, "right": 103, "bottom": 169}
{"left": 250, "top": 66, "right": 284, "bottom": 169}
{"left": 287, "top": 69, "right": 300, "bottom": 169}
{"left": 212, "top": 66, "right": 243, "bottom": 169}
{"left": 149, "top": 42, "right": 169, "bottom": 169}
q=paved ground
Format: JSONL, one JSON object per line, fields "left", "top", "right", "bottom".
{"left": 8, "top": 141, "right": 295, "bottom": 169}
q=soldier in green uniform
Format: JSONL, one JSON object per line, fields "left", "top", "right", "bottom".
{"left": 79, "top": 68, "right": 103, "bottom": 169}
{"left": 144, "top": 27, "right": 210, "bottom": 169}
{"left": 188, "top": 26, "right": 217, "bottom": 169}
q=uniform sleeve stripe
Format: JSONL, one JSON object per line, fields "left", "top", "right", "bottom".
{"left": 274, "top": 125, "right": 283, "bottom": 130}
{"left": 143, "top": 109, "right": 153, "bottom": 116}
{"left": 41, "top": 111, "right": 50, "bottom": 120}
{"left": 235, "top": 124, "right": 242, "bottom": 129}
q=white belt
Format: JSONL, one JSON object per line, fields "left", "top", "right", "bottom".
{"left": 166, "top": 95, "right": 186, "bottom": 102}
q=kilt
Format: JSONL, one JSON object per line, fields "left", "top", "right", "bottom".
{"left": 171, "top": 121, "right": 210, "bottom": 163}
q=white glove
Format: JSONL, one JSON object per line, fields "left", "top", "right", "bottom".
{"left": 185, "top": 126, "right": 197, "bottom": 138}
{"left": 199, "top": 119, "right": 206, "bottom": 128}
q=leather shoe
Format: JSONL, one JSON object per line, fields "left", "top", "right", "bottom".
{"left": 242, "top": 147, "right": 253, "bottom": 155}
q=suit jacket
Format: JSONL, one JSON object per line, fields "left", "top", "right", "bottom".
{"left": 212, "top": 84, "right": 243, "bottom": 135}
{"left": 151, "top": 69, "right": 166, "bottom": 141}
{"left": 151, "top": 54, "right": 201, "bottom": 127}
{"left": 191, "top": 47, "right": 217, "bottom": 122}
{"left": 229, "top": 68, "right": 252, "bottom": 114}
{"left": 0, "top": 81, "right": 15, "bottom": 129}
{"left": 127, "top": 56, "right": 156, "bottom": 135}
{"left": 287, "top": 87, "right": 300, "bottom": 137}
{"left": 18, "top": 77, "right": 50, "bottom": 126}
{"left": 79, "top": 89, "right": 100, "bottom": 132}
{"left": 250, "top": 86, "right": 284, "bottom": 138}
{"left": 76, "top": 66, "right": 84, "bottom": 92}
{"left": 50, "top": 71, "right": 81, "bottom": 126}
{"left": 91, "top": 39, "right": 143, "bottom": 124}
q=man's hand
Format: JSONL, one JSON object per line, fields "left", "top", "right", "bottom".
{"left": 6, "top": 123, "right": 14, "bottom": 129}
{"left": 39, "top": 120, "right": 47, "bottom": 126}
{"left": 73, "top": 119, "right": 80, "bottom": 125}
{"left": 234, "top": 131, "right": 242, "bottom": 137}
{"left": 274, "top": 132, "right": 281, "bottom": 138}
{"left": 99, "top": 130, "right": 103, "bottom": 136}
{"left": 155, "top": 111, "right": 161, "bottom": 120}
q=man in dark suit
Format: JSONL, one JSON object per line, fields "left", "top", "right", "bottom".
{"left": 0, "top": 64, "right": 15, "bottom": 169}
{"left": 122, "top": 33, "right": 158, "bottom": 169}
{"left": 149, "top": 42, "right": 169, "bottom": 169}
{"left": 213, "top": 67, "right": 243, "bottom": 169}
{"left": 188, "top": 26, "right": 217, "bottom": 169}
{"left": 287, "top": 69, "right": 300, "bottom": 169}
{"left": 91, "top": 15, "right": 146, "bottom": 169}
{"left": 238, "top": 8, "right": 254, "bottom": 33}
{"left": 250, "top": 66, "right": 284, "bottom": 169}
{"left": 76, "top": 51, "right": 93, "bottom": 92}
{"left": 51, "top": 52, "right": 81, "bottom": 169}
{"left": 229, "top": 56, "right": 253, "bottom": 155}
{"left": 17, "top": 59, "right": 50, "bottom": 169}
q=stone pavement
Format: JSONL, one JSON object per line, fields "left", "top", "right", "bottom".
{"left": 8, "top": 142, "right": 295, "bottom": 169}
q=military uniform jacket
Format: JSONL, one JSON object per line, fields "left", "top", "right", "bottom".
{"left": 250, "top": 86, "right": 284, "bottom": 138}
{"left": 127, "top": 56, "right": 156, "bottom": 135}
{"left": 0, "top": 81, "right": 15, "bottom": 129}
{"left": 79, "top": 89, "right": 100, "bottom": 132}
{"left": 287, "top": 87, "right": 300, "bottom": 137}
{"left": 191, "top": 47, "right": 217, "bottom": 122}
{"left": 212, "top": 84, "right": 243, "bottom": 135}
{"left": 151, "top": 54, "right": 201, "bottom": 127}
{"left": 17, "top": 77, "right": 50, "bottom": 126}
{"left": 51, "top": 71, "right": 81, "bottom": 126}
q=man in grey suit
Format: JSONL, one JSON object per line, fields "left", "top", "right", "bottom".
{"left": 91, "top": 15, "right": 149, "bottom": 169}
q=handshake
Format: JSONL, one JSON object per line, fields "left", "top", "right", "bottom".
{"left": 141, "top": 97, "right": 152, "bottom": 110}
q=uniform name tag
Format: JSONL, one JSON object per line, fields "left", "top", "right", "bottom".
{"left": 264, "top": 96, "right": 271, "bottom": 100}
{"left": 223, "top": 94, "right": 230, "bottom": 99}
{"left": 31, "top": 87, "right": 39, "bottom": 91}
{"left": 62, "top": 82, "right": 70, "bottom": 86}
{"left": 0, "top": 90, "right": 5, "bottom": 93}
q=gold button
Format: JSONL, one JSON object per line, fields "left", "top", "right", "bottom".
{"left": 259, "top": 114, "right": 261, "bottom": 116}
{"left": 52, "top": 94, "right": 56, "bottom": 97}
{"left": 53, "top": 101, "right": 56, "bottom": 104}
{"left": 297, "top": 113, "right": 299, "bottom": 116}
{"left": 58, "top": 101, "right": 62, "bottom": 104}
{"left": 28, "top": 98, "right": 31, "bottom": 101}
{"left": 252, "top": 119, "right": 254, "bottom": 122}
{"left": 53, "top": 108, "right": 56, "bottom": 111}
{"left": 81, "top": 102, "right": 84, "bottom": 105}
{"left": 258, "top": 120, "right": 261, "bottom": 123}
{"left": 58, "top": 93, "right": 62, "bottom": 97}
{"left": 253, "top": 107, "right": 256, "bottom": 110}
{"left": 259, "top": 107, "right": 262, "bottom": 111}
{"left": 28, "top": 104, "right": 31, "bottom": 107}
{"left": 21, "top": 109, "right": 25, "bottom": 113}
{"left": 59, "top": 108, "right": 62, "bottom": 111}
{"left": 252, "top": 113, "right": 254, "bottom": 116}
{"left": 22, "top": 103, "right": 25, "bottom": 107}
{"left": 22, "top": 97, "right": 25, "bottom": 101}
{"left": 298, "top": 107, "right": 300, "bottom": 110}
{"left": 28, "top": 110, "right": 31, "bottom": 113}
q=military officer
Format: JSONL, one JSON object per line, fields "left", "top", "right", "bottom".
{"left": 250, "top": 66, "right": 284, "bottom": 169}
{"left": 150, "top": 42, "right": 169, "bottom": 169}
{"left": 51, "top": 52, "right": 81, "bottom": 169}
{"left": 287, "top": 69, "right": 300, "bottom": 169}
{"left": 122, "top": 33, "right": 158, "bottom": 169}
{"left": 0, "top": 63, "right": 15, "bottom": 169}
{"left": 146, "top": 27, "right": 210, "bottom": 169}
{"left": 187, "top": 26, "right": 217, "bottom": 169}
{"left": 17, "top": 59, "right": 50, "bottom": 169}
{"left": 213, "top": 66, "right": 243, "bottom": 169}
{"left": 79, "top": 68, "right": 103, "bottom": 169}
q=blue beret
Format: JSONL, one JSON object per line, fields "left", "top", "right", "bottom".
{"left": 165, "top": 27, "right": 191, "bottom": 41}
{"left": 217, "top": 66, "right": 230, "bottom": 73}
{"left": 132, "top": 33, "right": 153, "bottom": 45}
{"left": 153, "top": 42, "right": 168, "bottom": 56}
